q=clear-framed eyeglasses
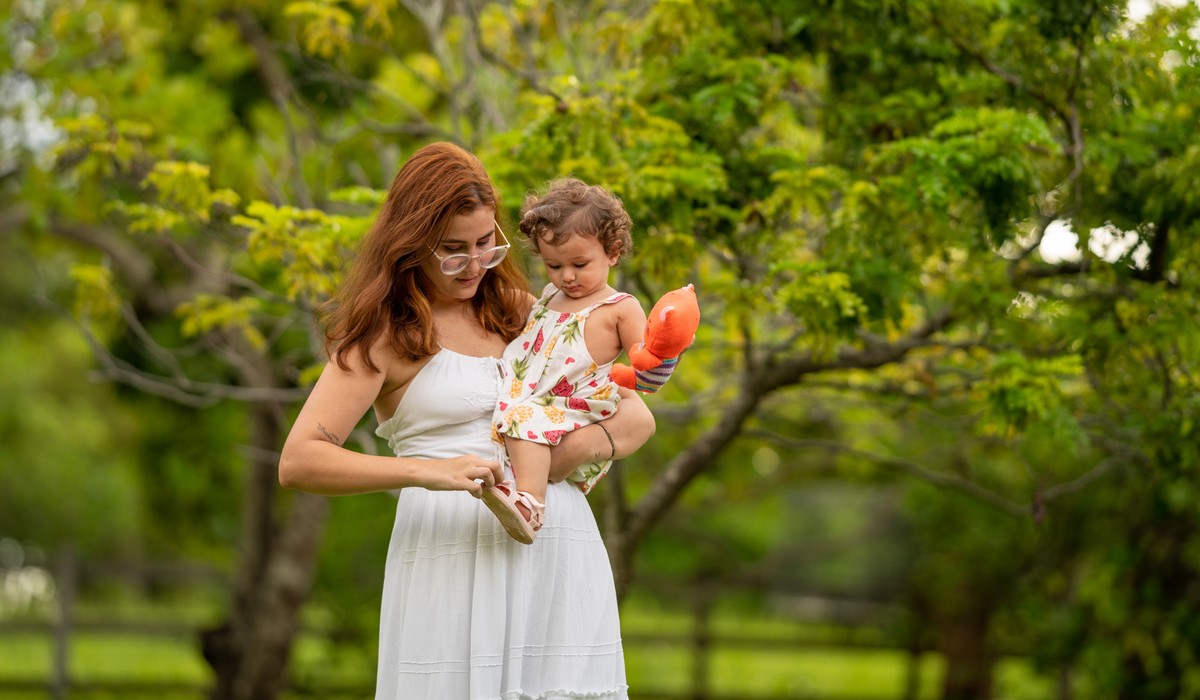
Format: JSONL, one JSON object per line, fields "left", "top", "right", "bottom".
{"left": 428, "top": 222, "right": 511, "bottom": 275}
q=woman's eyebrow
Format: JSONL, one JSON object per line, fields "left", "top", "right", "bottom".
{"left": 441, "top": 229, "right": 496, "bottom": 245}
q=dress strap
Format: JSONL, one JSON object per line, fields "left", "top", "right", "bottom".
{"left": 579, "top": 291, "right": 634, "bottom": 317}
{"left": 536, "top": 282, "right": 560, "bottom": 306}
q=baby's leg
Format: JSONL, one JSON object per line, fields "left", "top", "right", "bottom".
{"left": 504, "top": 436, "right": 550, "bottom": 503}
{"left": 483, "top": 437, "right": 548, "bottom": 544}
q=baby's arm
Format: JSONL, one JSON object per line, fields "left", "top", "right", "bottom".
{"left": 615, "top": 296, "right": 649, "bottom": 359}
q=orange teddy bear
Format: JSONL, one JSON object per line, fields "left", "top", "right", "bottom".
{"left": 611, "top": 283, "right": 700, "bottom": 393}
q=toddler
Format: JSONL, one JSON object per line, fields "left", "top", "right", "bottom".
{"left": 482, "top": 178, "right": 647, "bottom": 544}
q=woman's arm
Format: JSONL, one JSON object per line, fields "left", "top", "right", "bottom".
{"left": 548, "top": 386, "right": 656, "bottom": 482}
{"left": 278, "top": 346, "right": 503, "bottom": 497}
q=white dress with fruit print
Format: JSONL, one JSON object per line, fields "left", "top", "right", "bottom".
{"left": 494, "top": 283, "right": 632, "bottom": 494}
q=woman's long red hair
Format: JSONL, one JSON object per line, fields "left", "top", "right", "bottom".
{"left": 323, "top": 142, "right": 530, "bottom": 371}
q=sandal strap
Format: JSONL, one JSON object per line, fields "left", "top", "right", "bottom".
{"left": 514, "top": 491, "right": 545, "bottom": 530}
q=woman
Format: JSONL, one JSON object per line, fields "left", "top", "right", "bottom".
{"left": 278, "top": 141, "right": 654, "bottom": 699}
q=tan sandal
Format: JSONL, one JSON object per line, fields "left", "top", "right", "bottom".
{"left": 481, "top": 480, "right": 545, "bottom": 545}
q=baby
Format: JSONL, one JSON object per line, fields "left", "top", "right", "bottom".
{"left": 482, "top": 178, "right": 647, "bottom": 544}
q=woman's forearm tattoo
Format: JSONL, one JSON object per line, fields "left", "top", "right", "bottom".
{"left": 317, "top": 423, "right": 343, "bottom": 446}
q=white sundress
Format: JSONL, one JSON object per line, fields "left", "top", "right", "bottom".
{"left": 495, "top": 284, "right": 633, "bottom": 493}
{"left": 373, "top": 348, "right": 628, "bottom": 700}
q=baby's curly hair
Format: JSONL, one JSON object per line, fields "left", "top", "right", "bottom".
{"left": 518, "top": 178, "right": 633, "bottom": 262}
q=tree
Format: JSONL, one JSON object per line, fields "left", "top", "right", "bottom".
{"left": 4, "top": 0, "right": 1198, "bottom": 698}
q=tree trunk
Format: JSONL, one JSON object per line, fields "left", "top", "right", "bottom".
{"left": 937, "top": 606, "right": 994, "bottom": 700}
{"left": 902, "top": 608, "right": 928, "bottom": 700}
{"left": 689, "top": 578, "right": 715, "bottom": 700}
{"left": 202, "top": 398, "right": 330, "bottom": 700}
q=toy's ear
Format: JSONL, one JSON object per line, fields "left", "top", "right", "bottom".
{"left": 658, "top": 305, "right": 676, "bottom": 322}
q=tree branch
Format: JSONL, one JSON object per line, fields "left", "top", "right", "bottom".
{"left": 927, "top": 7, "right": 1093, "bottom": 216}
{"left": 1038, "top": 455, "right": 1120, "bottom": 502}
{"left": 617, "top": 307, "right": 957, "bottom": 581}
{"left": 47, "top": 215, "right": 241, "bottom": 319}
{"left": 748, "top": 431, "right": 1027, "bottom": 516}
{"left": 283, "top": 48, "right": 455, "bottom": 144}
{"left": 1007, "top": 211, "right": 1060, "bottom": 271}
{"left": 1062, "top": 5, "right": 1098, "bottom": 207}
{"left": 926, "top": 12, "right": 1072, "bottom": 128}
{"left": 468, "top": 9, "right": 567, "bottom": 106}
{"left": 50, "top": 218, "right": 156, "bottom": 292}
{"left": 749, "top": 430, "right": 1127, "bottom": 523}
{"left": 76, "top": 320, "right": 308, "bottom": 408}
{"left": 1012, "top": 260, "right": 1085, "bottom": 281}
{"left": 234, "top": 9, "right": 313, "bottom": 208}
{"left": 89, "top": 361, "right": 308, "bottom": 407}
{"left": 399, "top": 0, "right": 465, "bottom": 143}
{"left": 762, "top": 309, "right": 954, "bottom": 394}
{"left": 154, "top": 233, "right": 304, "bottom": 310}
{"left": 0, "top": 204, "right": 31, "bottom": 235}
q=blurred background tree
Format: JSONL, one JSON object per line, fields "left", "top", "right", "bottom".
{"left": 1, "top": 0, "right": 1197, "bottom": 699}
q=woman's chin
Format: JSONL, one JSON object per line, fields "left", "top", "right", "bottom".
{"left": 434, "top": 278, "right": 481, "bottom": 302}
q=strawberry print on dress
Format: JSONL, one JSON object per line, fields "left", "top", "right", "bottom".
{"left": 495, "top": 283, "right": 632, "bottom": 494}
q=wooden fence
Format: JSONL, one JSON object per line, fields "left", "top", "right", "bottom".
{"left": 0, "top": 545, "right": 229, "bottom": 699}
{"left": 0, "top": 549, "right": 928, "bottom": 700}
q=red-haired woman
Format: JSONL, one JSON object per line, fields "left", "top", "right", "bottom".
{"left": 278, "top": 142, "right": 653, "bottom": 699}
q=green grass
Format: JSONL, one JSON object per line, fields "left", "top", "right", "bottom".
{"left": 623, "top": 642, "right": 941, "bottom": 699}
{"left": 719, "top": 648, "right": 935, "bottom": 699}
{"left": 617, "top": 599, "right": 1063, "bottom": 700}
{"left": 0, "top": 632, "right": 51, "bottom": 680}
{"left": 0, "top": 630, "right": 211, "bottom": 683}
{"left": 288, "top": 632, "right": 377, "bottom": 688}
{"left": 0, "top": 601, "right": 1066, "bottom": 700}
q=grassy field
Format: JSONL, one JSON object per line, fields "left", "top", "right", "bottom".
{"left": 0, "top": 599, "right": 1059, "bottom": 700}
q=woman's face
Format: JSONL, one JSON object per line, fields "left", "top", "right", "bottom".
{"left": 423, "top": 207, "right": 501, "bottom": 304}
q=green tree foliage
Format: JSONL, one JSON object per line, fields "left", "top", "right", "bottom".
{"left": 0, "top": 321, "right": 143, "bottom": 555}
{"left": 3, "top": 0, "right": 1199, "bottom": 698}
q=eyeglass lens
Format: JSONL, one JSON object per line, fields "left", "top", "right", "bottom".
{"left": 440, "top": 246, "right": 508, "bottom": 274}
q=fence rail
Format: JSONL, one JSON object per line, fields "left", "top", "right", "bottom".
{"left": 0, "top": 549, "right": 928, "bottom": 700}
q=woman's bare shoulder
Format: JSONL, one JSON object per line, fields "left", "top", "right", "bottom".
{"left": 350, "top": 330, "right": 432, "bottom": 417}
{"left": 378, "top": 328, "right": 430, "bottom": 390}
{"left": 329, "top": 328, "right": 423, "bottom": 388}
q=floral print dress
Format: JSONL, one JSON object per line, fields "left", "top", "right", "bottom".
{"left": 494, "top": 284, "right": 632, "bottom": 493}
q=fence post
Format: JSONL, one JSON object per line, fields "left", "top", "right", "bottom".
{"left": 689, "top": 576, "right": 714, "bottom": 700}
{"left": 53, "top": 544, "right": 75, "bottom": 700}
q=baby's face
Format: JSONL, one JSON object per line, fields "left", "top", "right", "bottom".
{"left": 538, "top": 232, "right": 618, "bottom": 299}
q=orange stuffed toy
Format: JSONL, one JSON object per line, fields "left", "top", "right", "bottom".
{"left": 611, "top": 283, "right": 700, "bottom": 393}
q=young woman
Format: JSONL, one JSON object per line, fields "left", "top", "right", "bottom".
{"left": 278, "top": 142, "right": 654, "bottom": 699}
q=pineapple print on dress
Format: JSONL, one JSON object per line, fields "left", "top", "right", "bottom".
{"left": 495, "top": 283, "right": 633, "bottom": 492}
{"left": 540, "top": 396, "right": 566, "bottom": 424}
{"left": 508, "top": 355, "right": 529, "bottom": 398}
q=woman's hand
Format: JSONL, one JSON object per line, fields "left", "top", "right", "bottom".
{"left": 548, "top": 386, "right": 656, "bottom": 482}
{"left": 421, "top": 456, "right": 504, "bottom": 498}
